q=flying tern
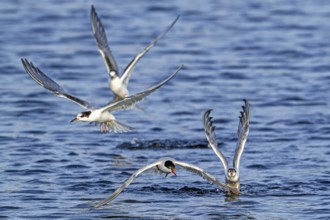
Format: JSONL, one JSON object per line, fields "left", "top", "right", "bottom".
{"left": 22, "top": 58, "right": 182, "bottom": 133}
{"left": 90, "top": 5, "right": 179, "bottom": 101}
{"left": 93, "top": 157, "right": 235, "bottom": 208}
{"left": 203, "top": 99, "right": 250, "bottom": 195}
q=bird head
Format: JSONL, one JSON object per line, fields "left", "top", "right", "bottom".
{"left": 227, "top": 168, "right": 237, "bottom": 177}
{"left": 226, "top": 168, "right": 239, "bottom": 182}
{"left": 70, "top": 111, "right": 92, "bottom": 123}
{"left": 109, "top": 71, "right": 117, "bottom": 79}
{"left": 164, "top": 160, "right": 176, "bottom": 176}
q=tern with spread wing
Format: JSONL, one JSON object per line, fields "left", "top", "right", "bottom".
{"left": 203, "top": 99, "right": 250, "bottom": 195}
{"left": 93, "top": 157, "right": 235, "bottom": 208}
{"left": 21, "top": 58, "right": 182, "bottom": 133}
{"left": 91, "top": 5, "right": 179, "bottom": 101}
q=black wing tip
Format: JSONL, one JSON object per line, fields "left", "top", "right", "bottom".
{"left": 90, "top": 4, "right": 100, "bottom": 26}
{"left": 173, "top": 15, "right": 180, "bottom": 23}
{"left": 21, "top": 58, "right": 35, "bottom": 72}
{"left": 203, "top": 109, "right": 213, "bottom": 127}
{"left": 242, "top": 99, "right": 249, "bottom": 108}
{"left": 165, "top": 15, "right": 180, "bottom": 29}
{"left": 205, "top": 109, "right": 213, "bottom": 115}
{"left": 21, "top": 58, "right": 30, "bottom": 66}
{"left": 90, "top": 4, "right": 108, "bottom": 42}
{"left": 91, "top": 4, "right": 96, "bottom": 14}
{"left": 239, "top": 99, "right": 250, "bottom": 125}
{"left": 22, "top": 58, "right": 39, "bottom": 72}
{"left": 21, "top": 58, "right": 27, "bottom": 67}
{"left": 203, "top": 109, "right": 216, "bottom": 133}
{"left": 90, "top": 5, "right": 97, "bottom": 19}
{"left": 21, "top": 58, "right": 37, "bottom": 68}
{"left": 203, "top": 109, "right": 213, "bottom": 121}
{"left": 21, "top": 58, "right": 30, "bottom": 73}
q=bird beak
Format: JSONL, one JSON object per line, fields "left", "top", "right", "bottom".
{"left": 70, "top": 117, "right": 78, "bottom": 123}
{"left": 171, "top": 168, "right": 176, "bottom": 176}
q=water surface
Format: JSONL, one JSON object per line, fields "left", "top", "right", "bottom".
{"left": 1, "top": 0, "right": 330, "bottom": 219}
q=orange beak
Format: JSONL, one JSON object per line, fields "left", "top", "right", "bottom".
{"left": 171, "top": 168, "right": 176, "bottom": 176}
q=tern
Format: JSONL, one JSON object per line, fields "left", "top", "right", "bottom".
{"left": 93, "top": 157, "right": 236, "bottom": 208}
{"left": 90, "top": 5, "right": 179, "bottom": 101}
{"left": 203, "top": 99, "right": 250, "bottom": 195}
{"left": 21, "top": 58, "right": 182, "bottom": 133}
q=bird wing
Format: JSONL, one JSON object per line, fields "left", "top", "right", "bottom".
{"left": 120, "top": 16, "right": 180, "bottom": 86}
{"left": 173, "top": 160, "right": 237, "bottom": 193}
{"left": 90, "top": 5, "right": 119, "bottom": 76}
{"left": 203, "top": 109, "right": 229, "bottom": 173}
{"left": 21, "top": 58, "right": 92, "bottom": 109}
{"left": 93, "top": 160, "right": 160, "bottom": 208}
{"left": 233, "top": 99, "right": 250, "bottom": 171}
{"left": 99, "top": 65, "right": 182, "bottom": 113}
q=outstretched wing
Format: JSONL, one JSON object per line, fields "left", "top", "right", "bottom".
{"left": 90, "top": 5, "right": 119, "bottom": 76}
{"left": 120, "top": 16, "right": 180, "bottom": 86}
{"left": 203, "top": 109, "right": 229, "bottom": 173}
{"left": 100, "top": 65, "right": 182, "bottom": 113}
{"left": 233, "top": 99, "right": 250, "bottom": 170}
{"left": 93, "top": 160, "right": 160, "bottom": 208}
{"left": 21, "top": 58, "right": 92, "bottom": 109}
{"left": 174, "top": 160, "right": 237, "bottom": 193}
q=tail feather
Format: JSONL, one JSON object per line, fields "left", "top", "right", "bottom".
{"left": 108, "top": 120, "right": 134, "bottom": 133}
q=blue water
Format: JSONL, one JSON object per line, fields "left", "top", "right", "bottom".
{"left": 1, "top": 0, "right": 330, "bottom": 219}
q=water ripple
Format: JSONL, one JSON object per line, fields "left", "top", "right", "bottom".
{"left": 1, "top": 0, "right": 330, "bottom": 219}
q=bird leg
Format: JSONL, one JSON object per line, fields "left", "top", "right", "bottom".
{"left": 100, "top": 122, "right": 108, "bottom": 133}
{"left": 98, "top": 122, "right": 113, "bottom": 133}
{"left": 105, "top": 121, "right": 110, "bottom": 133}
{"left": 104, "top": 123, "right": 108, "bottom": 133}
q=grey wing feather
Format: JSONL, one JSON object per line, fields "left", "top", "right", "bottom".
{"left": 93, "top": 161, "right": 160, "bottom": 208}
{"left": 90, "top": 5, "right": 119, "bottom": 76}
{"left": 121, "top": 16, "right": 180, "bottom": 86}
{"left": 21, "top": 58, "right": 92, "bottom": 109}
{"left": 100, "top": 65, "right": 182, "bottom": 113}
{"left": 233, "top": 99, "right": 250, "bottom": 170}
{"left": 203, "top": 109, "right": 228, "bottom": 172}
{"left": 174, "top": 160, "right": 236, "bottom": 193}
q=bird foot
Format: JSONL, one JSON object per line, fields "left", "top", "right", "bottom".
{"left": 99, "top": 122, "right": 111, "bottom": 133}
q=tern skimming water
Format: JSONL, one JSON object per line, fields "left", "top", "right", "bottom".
{"left": 21, "top": 58, "right": 182, "bottom": 133}
{"left": 93, "top": 157, "right": 235, "bottom": 208}
{"left": 90, "top": 5, "right": 179, "bottom": 101}
{"left": 203, "top": 99, "right": 250, "bottom": 195}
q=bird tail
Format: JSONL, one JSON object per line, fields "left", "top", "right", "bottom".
{"left": 107, "top": 120, "right": 134, "bottom": 133}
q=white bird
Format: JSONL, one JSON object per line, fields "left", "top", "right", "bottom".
{"left": 203, "top": 99, "right": 250, "bottom": 195}
{"left": 90, "top": 5, "right": 179, "bottom": 101}
{"left": 21, "top": 58, "right": 182, "bottom": 133}
{"left": 93, "top": 157, "right": 235, "bottom": 208}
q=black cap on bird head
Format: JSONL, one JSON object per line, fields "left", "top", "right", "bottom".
{"left": 164, "top": 160, "right": 176, "bottom": 176}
